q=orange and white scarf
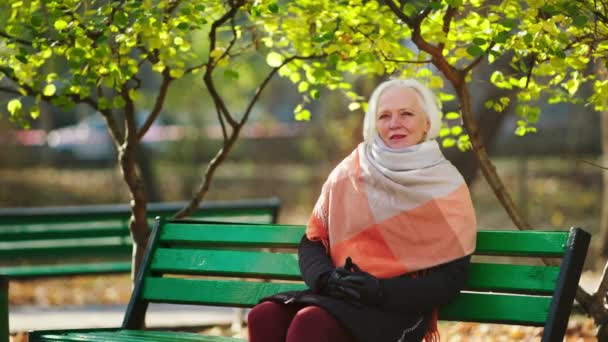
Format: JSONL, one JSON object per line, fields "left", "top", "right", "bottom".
{"left": 306, "top": 138, "right": 477, "bottom": 340}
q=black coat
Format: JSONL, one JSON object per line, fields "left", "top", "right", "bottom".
{"left": 260, "top": 235, "right": 471, "bottom": 342}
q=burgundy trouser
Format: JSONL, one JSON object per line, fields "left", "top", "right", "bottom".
{"left": 247, "top": 301, "right": 355, "bottom": 342}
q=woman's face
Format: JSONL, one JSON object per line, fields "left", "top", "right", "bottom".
{"left": 376, "top": 86, "right": 430, "bottom": 148}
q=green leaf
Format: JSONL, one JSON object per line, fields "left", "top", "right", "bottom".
{"left": 312, "top": 32, "right": 334, "bottom": 43}
{"left": 30, "top": 13, "right": 43, "bottom": 27}
{"left": 501, "top": 19, "right": 516, "bottom": 29}
{"left": 115, "top": 12, "right": 129, "bottom": 27}
{"left": 473, "top": 37, "right": 486, "bottom": 46}
{"left": 128, "top": 89, "right": 140, "bottom": 101}
{"left": 268, "top": 3, "right": 279, "bottom": 13}
{"left": 429, "top": 2, "right": 443, "bottom": 10}
{"left": 113, "top": 96, "right": 126, "bottom": 109}
{"left": 515, "top": 126, "right": 526, "bottom": 136}
{"left": 348, "top": 102, "right": 360, "bottom": 111}
{"left": 466, "top": 45, "right": 484, "bottom": 57}
{"left": 224, "top": 69, "right": 240, "bottom": 80}
{"left": 298, "top": 82, "right": 309, "bottom": 92}
{"left": 7, "top": 99, "right": 22, "bottom": 115}
{"left": 495, "top": 31, "right": 510, "bottom": 44}
{"left": 98, "top": 98, "right": 111, "bottom": 110}
{"left": 295, "top": 109, "right": 311, "bottom": 121}
{"left": 442, "top": 138, "right": 456, "bottom": 148}
{"left": 30, "top": 106, "right": 40, "bottom": 119}
{"left": 266, "top": 52, "right": 284, "bottom": 67}
{"left": 445, "top": 112, "right": 460, "bottom": 120}
{"left": 451, "top": 126, "right": 463, "bottom": 135}
{"left": 54, "top": 19, "right": 69, "bottom": 31}
{"left": 573, "top": 15, "right": 588, "bottom": 28}
{"left": 43, "top": 84, "right": 56, "bottom": 97}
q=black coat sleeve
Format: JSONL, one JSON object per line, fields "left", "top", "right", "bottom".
{"left": 298, "top": 235, "right": 335, "bottom": 293}
{"left": 379, "top": 255, "right": 471, "bottom": 313}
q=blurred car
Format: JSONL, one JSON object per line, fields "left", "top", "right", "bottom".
{"left": 46, "top": 113, "right": 183, "bottom": 162}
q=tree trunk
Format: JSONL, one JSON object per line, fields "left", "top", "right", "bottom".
{"left": 136, "top": 145, "right": 161, "bottom": 202}
{"left": 598, "top": 63, "right": 608, "bottom": 256}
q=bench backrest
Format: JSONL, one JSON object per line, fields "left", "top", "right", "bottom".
{"left": 0, "top": 198, "right": 280, "bottom": 263}
{"left": 123, "top": 220, "right": 589, "bottom": 342}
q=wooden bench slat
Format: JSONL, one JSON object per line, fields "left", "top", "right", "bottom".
{"left": 467, "top": 263, "right": 559, "bottom": 294}
{"left": 440, "top": 292, "right": 551, "bottom": 325}
{"left": 141, "top": 277, "right": 551, "bottom": 326}
{"left": 110, "top": 330, "right": 243, "bottom": 341}
{"left": 34, "top": 330, "right": 243, "bottom": 342}
{"left": 475, "top": 230, "right": 568, "bottom": 257}
{"left": 0, "top": 225, "right": 129, "bottom": 241}
{"left": 151, "top": 248, "right": 301, "bottom": 280}
{"left": 149, "top": 249, "right": 560, "bottom": 294}
{"left": 159, "top": 223, "right": 303, "bottom": 247}
{"left": 0, "top": 262, "right": 132, "bottom": 278}
{"left": 142, "top": 277, "right": 306, "bottom": 307}
{"left": 0, "top": 242, "right": 131, "bottom": 260}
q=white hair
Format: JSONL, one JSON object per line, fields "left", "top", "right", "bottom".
{"left": 362, "top": 78, "right": 442, "bottom": 145}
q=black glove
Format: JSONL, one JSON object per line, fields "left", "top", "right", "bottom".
{"left": 320, "top": 258, "right": 361, "bottom": 301}
{"left": 325, "top": 267, "right": 361, "bottom": 300}
{"left": 339, "top": 261, "right": 383, "bottom": 305}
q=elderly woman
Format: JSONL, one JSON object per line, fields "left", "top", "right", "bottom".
{"left": 247, "top": 79, "right": 477, "bottom": 342}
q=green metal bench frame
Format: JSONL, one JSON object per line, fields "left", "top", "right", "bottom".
{"left": 28, "top": 219, "right": 590, "bottom": 342}
{"left": 0, "top": 198, "right": 280, "bottom": 279}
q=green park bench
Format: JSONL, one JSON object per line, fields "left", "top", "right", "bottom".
{"left": 0, "top": 198, "right": 280, "bottom": 279}
{"left": 28, "top": 219, "right": 590, "bottom": 342}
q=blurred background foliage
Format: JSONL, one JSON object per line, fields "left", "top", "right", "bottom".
{"left": 0, "top": 0, "right": 603, "bottom": 269}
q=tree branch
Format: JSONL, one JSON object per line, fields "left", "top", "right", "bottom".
{"left": 97, "top": 86, "right": 123, "bottom": 145}
{"left": 0, "top": 30, "right": 32, "bottom": 46}
{"left": 0, "top": 86, "right": 22, "bottom": 96}
{"left": 217, "top": 17, "right": 239, "bottom": 63}
{"left": 208, "top": 0, "right": 245, "bottom": 64}
{"left": 382, "top": 0, "right": 462, "bottom": 87}
{"left": 438, "top": 5, "right": 457, "bottom": 51}
{"left": 579, "top": 158, "right": 608, "bottom": 170}
{"left": 240, "top": 54, "right": 326, "bottom": 126}
{"left": 463, "top": 42, "right": 496, "bottom": 74}
{"left": 215, "top": 100, "right": 228, "bottom": 141}
{"left": 202, "top": 1, "right": 246, "bottom": 128}
{"left": 136, "top": 70, "right": 172, "bottom": 141}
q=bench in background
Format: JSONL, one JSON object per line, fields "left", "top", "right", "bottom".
{"left": 0, "top": 198, "right": 280, "bottom": 279}
{"left": 28, "top": 220, "right": 590, "bottom": 342}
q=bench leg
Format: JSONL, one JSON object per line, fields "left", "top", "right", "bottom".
{"left": 1, "top": 276, "right": 8, "bottom": 342}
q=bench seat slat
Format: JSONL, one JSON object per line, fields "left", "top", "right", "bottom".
{"left": 142, "top": 277, "right": 306, "bottom": 307}
{"left": 142, "top": 277, "right": 550, "bottom": 325}
{"left": 103, "top": 330, "right": 243, "bottom": 341}
{"left": 33, "top": 330, "right": 243, "bottom": 342}
{"left": 440, "top": 292, "right": 551, "bottom": 326}
{"left": 467, "top": 263, "right": 559, "bottom": 294}
{"left": 0, "top": 261, "right": 131, "bottom": 279}
{"left": 159, "top": 223, "right": 303, "bottom": 247}
{"left": 151, "top": 248, "right": 300, "bottom": 280}
{"left": 475, "top": 231, "right": 568, "bottom": 257}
